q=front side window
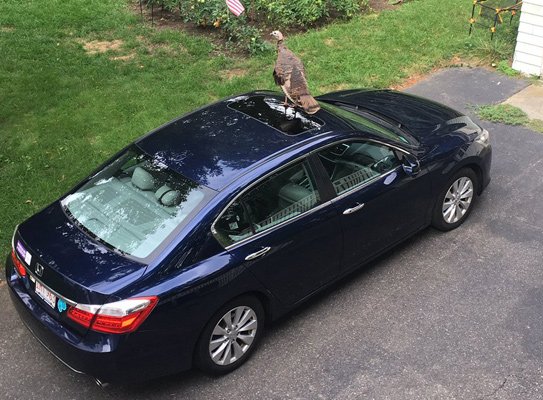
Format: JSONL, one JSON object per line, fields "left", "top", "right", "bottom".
{"left": 213, "top": 161, "right": 320, "bottom": 247}
{"left": 62, "top": 147, "right": 211, "bottom": 259}
{"left": 317, "top": 140, "right": 400, "bottom": 195}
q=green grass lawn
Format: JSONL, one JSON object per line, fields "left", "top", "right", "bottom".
{"left": 0, "top": 0, "right": 518, "bottom": 265}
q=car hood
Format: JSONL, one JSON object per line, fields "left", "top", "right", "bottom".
{"left": 317, "top": 89, "right": 477, "bottom": 142}
{"left": 16, "top": 202, "right": 147, "bottom": 303}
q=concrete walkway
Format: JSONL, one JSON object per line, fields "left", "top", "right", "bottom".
{"left": 504, "top": 83, "right": 543, "bottom": 121}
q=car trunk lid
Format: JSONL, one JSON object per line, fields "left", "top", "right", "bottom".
{"left": 15, "top": 202, "right": 147, "bottom": 309}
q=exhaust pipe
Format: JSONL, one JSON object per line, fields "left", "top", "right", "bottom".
{"left": 95, "top": 378, "right": 110, "bottom": 388}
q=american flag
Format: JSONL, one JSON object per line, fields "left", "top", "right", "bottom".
{"left": 226, "top": 0, "right": 245, "bottom": 16}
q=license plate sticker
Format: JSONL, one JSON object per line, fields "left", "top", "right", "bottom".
{"left": 35, "top": 281, "right": 57, "bottom": 309}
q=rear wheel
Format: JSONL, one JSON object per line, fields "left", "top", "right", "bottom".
{"left": 432, "top": 168, "right": 478, "bottom": 231}
{"left": 194, "top": 295, "right": 264, "bottom": 375}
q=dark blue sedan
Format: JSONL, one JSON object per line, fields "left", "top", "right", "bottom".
{"left": 6, "top": 89, "right": 491, "bottom": 384}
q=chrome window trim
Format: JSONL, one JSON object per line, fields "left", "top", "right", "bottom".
{"left": 210, "top": 137, "right": 416, "bottom": 251}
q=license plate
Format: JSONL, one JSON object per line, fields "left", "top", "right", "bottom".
{"left": 35, "top": 281, "right": 57, "bottom": 309}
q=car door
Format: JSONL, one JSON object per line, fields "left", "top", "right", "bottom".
{"left": 314, "top": 139, "right": 432, "bottom": 271}
{"left": 212, "top": 158, "right": 342, "bottom": 306}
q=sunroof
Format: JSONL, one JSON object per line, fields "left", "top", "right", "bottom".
{"left": 228, "top": 95, "right": 324, "bottom": 136}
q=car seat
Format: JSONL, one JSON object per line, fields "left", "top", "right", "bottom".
{"left": 155, "top": 185, "right": 181, "bottom": 207}
{"left": 131, "top": 167, "right": 155, "bottom": 191}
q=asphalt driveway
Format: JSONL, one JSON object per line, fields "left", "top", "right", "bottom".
{"left": 1, "top": 68, "right": 543, "bottom": 399}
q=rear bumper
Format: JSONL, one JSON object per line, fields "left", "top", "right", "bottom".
{"left": 5, "top": 256, "right": 190, "bottom": 383}
{"left": 7, "top": 263, "right": 121, "bottom": 381}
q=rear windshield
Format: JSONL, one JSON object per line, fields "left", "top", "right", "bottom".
{"left": 228, "top": 95, "right": 324, "bottom": 135}
{"left": 61, "top": 147, "right": 212, "bottom": 259}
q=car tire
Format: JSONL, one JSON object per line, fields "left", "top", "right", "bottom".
{"left": 194, "top": 295, "right": 265, "bottom": 375}
{"left": 431, "top": 168, "right": 478, "bottom": 231}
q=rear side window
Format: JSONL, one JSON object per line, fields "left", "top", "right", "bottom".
{"left": 317, "top": 140, "right": 400, "bottom": 195}
{"left": 213, "top": 160, "right": 320, "bottom": 247}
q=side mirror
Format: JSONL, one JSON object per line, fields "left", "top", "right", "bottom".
{"left": 401, "top": 153, "right": 421, "bottom": 176}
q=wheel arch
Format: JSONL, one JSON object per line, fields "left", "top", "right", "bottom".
{"left": 245, "top": 290, "right": 274, "bottom": 323}
{"left": 452, "top": 162, "right": 483, "bottom": 195}
{"left": 191, "top": 289, "right": 272, "bottom": 371}
{"left": 431, "top": 164, "right": 480, "bottom": 231}
{"left": 191, "top": 289, "right": 272, "bottom": 346}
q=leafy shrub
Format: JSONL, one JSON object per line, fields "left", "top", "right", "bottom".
{"left": 223, "top": 16, "right": 274, "bottom": 55}
{"left": 140, "top": 0, "right": 368, "bottom": 54}
{"left": 256, "top": 0, "right": 366, "bottom": 26}
{"left": 329, "top": 0, "right": 364, "bottom": 18}
{"left": 257, "top": 0, "right": 327, "bottom": 26}
{"left": 177, "top": 0, "right": 227, "bottom": 26}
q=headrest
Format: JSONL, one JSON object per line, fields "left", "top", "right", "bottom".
{"left": 155, "top": 185, "right": 181, "bottom": 206}
{"left": 132, "top": 167, "right": 155, "bottom": 190}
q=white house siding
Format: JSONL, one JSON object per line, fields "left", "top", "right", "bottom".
{"left": 512, "top": 0, "right": 543, "bottom": 77}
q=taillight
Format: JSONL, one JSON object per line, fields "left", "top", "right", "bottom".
{"left": 11, "top": 249, "right": 27, "bottom": 277}
{"left": 66, "top": 304, "right": 98, "bottom": 328}
{"left": 67, "top": 297, "right": 158, "bottom": 334}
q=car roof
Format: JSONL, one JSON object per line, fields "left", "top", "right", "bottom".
{"left": 136, "top": 91, "right": 351, "bottom": 190}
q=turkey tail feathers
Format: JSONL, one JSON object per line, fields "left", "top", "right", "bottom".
{"left": 299, "top": 95, "right": 320, "bottom": 115}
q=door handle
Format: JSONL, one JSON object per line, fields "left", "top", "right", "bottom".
{"left": 245, "top": 247, "right": 271, "bottom": 261}
{"left": 343, "top": 203, "right": 365, "bottom": 215}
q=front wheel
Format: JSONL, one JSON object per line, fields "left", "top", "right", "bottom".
{"left": 194, "top": 296, "right": 265, "bottom": 375}
{"left": 431, "top": 168, "right": 478, "bottom": 231}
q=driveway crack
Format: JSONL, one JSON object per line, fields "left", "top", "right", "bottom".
{"left": 478, "top": 375, "right": 510, "bottom": 399}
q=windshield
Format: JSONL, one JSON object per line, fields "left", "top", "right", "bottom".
{"left": 320, "top": 102, "right": 414, "bottom": 145}
{"left": 62, "top": 147, "right": 212, "bottom": 259}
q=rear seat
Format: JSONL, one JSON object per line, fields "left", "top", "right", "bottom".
{"left": 131, "top": 167, "right": 158, "bottom": 204}
{"left": 278, "top": 182, "right": 311, "bottom": 207}
{"left": 254, "top": 182, "right": 317, "bottom": 232}
{"left": 155, "top": 185, "right": 181, "bottom": 207}
{"left": 131, "top": 166, "right": 181, "bottom": 208}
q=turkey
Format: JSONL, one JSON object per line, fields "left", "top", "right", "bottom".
{"left": 270, "top": 30, "right": 320, "bottom": 115}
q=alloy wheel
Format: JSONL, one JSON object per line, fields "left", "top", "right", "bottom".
{"left": 208, "top": 306, "right": 258, "bottom": 366}
{"left": 442, "top": 176, "right": 474, "bottom": 224}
